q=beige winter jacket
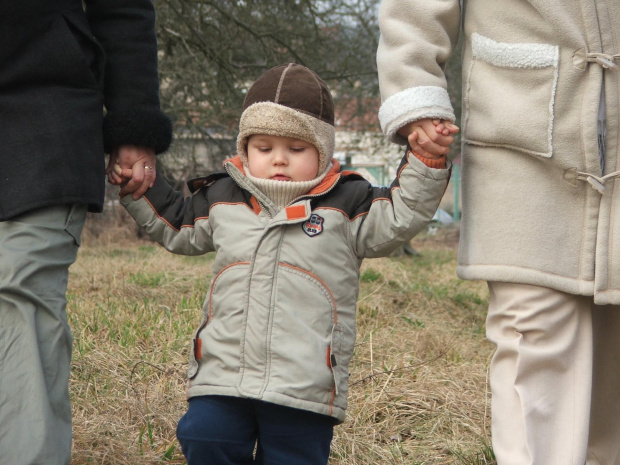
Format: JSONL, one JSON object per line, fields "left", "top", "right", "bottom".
{"left": 122, "top": 154, "right": 450, "bottom": 422}
{"left": 377, "top": 0, "right": 620, "bottom": 304}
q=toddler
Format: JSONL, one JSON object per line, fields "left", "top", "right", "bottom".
{"left": 121, "top": 63, "right": 453, "bottom": 464}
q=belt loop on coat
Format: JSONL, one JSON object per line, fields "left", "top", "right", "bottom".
{"left": 587, "top": 52, "right": 619, "bottom": 70}
{"left": 575, "top": 170, "right": 620, "bottom": 194}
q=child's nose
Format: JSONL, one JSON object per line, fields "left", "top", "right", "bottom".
{"left": 273, "top": 148, "right": 288, "bottom": 164}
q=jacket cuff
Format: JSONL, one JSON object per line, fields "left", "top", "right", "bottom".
{"left": 409, "top": 150, "right": 447, "bottom": 169}
{"left": 103, "top": 109, "right": 173, "bottom": 154}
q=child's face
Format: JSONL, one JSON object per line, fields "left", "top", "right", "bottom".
{"left": 247, "top": 135, "right": 320, "bottom": 182}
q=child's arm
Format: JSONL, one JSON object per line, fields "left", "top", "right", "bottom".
{"left": 120, "top": 174, "right": 215, "bottom": 256}
{"left": 398, "top": 118, "right": 459, "bottom": 158}
{"left": 350, "top": 148, "right": 451, "bottom": 259}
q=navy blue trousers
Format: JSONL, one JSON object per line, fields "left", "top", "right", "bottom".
{"left": 177, "top": 395, "right": 335, "bottom": 465}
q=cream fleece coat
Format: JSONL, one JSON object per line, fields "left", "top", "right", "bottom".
{"left": 377, "top": 0, "right": 620, "bottom": 305}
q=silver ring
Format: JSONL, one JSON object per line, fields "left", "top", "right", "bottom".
{"left": 145, "top": 165, "right": 153, "bottom": 171}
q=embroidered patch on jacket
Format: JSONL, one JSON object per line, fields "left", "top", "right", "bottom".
{"left": 302, "top": 214, "right": 324, "bottom": 237}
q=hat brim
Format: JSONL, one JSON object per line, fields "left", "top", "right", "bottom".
{"left": 237, "top": 102, "right": 335, "bottom": 175}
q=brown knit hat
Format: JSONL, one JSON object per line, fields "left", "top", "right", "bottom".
{"left": 237, "top": 63, "right": 335, "bottom": 176}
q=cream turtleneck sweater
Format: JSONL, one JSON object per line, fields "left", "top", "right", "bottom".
{"left": 244, "top": 164, "right": 331, "bottom": 211}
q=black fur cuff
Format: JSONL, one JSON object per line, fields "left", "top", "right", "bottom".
{"left": 103, "top": 110, "right": 173, "bottom": 154}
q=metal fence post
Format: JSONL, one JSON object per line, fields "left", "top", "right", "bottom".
{"left": 453, "top": 164, "right": 461, "bottom": 221}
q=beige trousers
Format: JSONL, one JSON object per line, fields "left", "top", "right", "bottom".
{"left": 487, "top": 282, "right": 620, "bottom": 465}
{"left": 0, "top": 205, "right": 86, "bottom": 465}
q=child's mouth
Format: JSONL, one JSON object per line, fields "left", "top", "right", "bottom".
{"left": 271, "top": 175, "right": 291, "bottom": 181}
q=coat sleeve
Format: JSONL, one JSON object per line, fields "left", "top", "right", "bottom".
{"left": 377, "top": 0, "right": 461, "bottom": 144}
{"left": 84, "top": 0, "right": 172, "bottom": 154}
{"left": 120, "top": 176, "right": 215, "bottom": 256}
{"left": 351, "top": 152, "right": 451, "bottom": 258}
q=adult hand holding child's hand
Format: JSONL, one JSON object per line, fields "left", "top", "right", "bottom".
{"left": 398, "top": 118, "right": 459, "bottom": 158}
{"left": 106, "top": 145, "right": 156, "bottom": 200}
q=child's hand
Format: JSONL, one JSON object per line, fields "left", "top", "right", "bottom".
{"left": 398, "top": 118, "right": 459, "bottom": 158}
{"left": 106, "top": 150, "right": 128, "bottom": 186}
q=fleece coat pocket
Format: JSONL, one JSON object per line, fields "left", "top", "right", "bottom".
{"left": 464, "top": 33, "right": 560, "bottom": 158}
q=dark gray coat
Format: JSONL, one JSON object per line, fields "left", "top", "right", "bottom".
{"left": 0, "top": 0, "right": 172, "bottom": 220}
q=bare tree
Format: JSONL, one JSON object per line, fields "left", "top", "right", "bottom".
{"left": 99, "top": 1, "right": 462, "bottom": 232}
{"left": 154, "top": 0, "right": 382, "bottom": 178}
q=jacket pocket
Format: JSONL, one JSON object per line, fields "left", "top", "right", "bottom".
{"left": 188, "top": 316, "right": 209, "bottom": 380}
{"left": 329, "top": 324, "right": 344, "bottom": 396}
{"left": 464, "top": 33, "right": 559, "bottom": 158}
{"left": 188, "top": 263, "right": 250, "bottom": 381}
{"left": 266, "top": 264, "right": 339, "bottom": 399}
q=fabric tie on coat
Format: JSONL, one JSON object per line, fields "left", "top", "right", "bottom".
{"left": 573, "top": 49, "right": 619, "bottom": 70}
{"left": 587, "top": 52, "right": 619, "bottom": 70}
{"left": 574, "top": 170, "right": 620, "bottom": 194}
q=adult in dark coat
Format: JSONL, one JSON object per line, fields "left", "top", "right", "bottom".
{"left": 0, "top": 1, "right": 172, "bottom": 463}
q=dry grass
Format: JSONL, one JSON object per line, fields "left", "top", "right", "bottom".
{"left": 68, "top": 216, "right": 494, "bottom": 464}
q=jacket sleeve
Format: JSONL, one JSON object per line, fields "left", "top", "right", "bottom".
{"left": 377, "top": 0, "right": 461, "bottom": 144}
{"left": 84, "top": 0, "right": 172, "bottom": 154}
{"left": 120, "top": 175, "right": 215, "bottom": 256}
{"left": 351, "top": 152, "right": 451, "bottom": 258}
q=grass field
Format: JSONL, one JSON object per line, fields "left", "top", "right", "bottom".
{"left": 68, "top": 218, "right": 495, "bottom": 464}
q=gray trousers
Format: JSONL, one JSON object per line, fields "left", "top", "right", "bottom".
{"left": 0, "top": 204, "right": 87, "bottom": 465}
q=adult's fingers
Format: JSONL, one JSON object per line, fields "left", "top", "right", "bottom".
{"left": 119, "top": 161, "right": 156, "bottom": 199}
{"left": 410, "top": 125, "right": 452, "bottom": 157}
